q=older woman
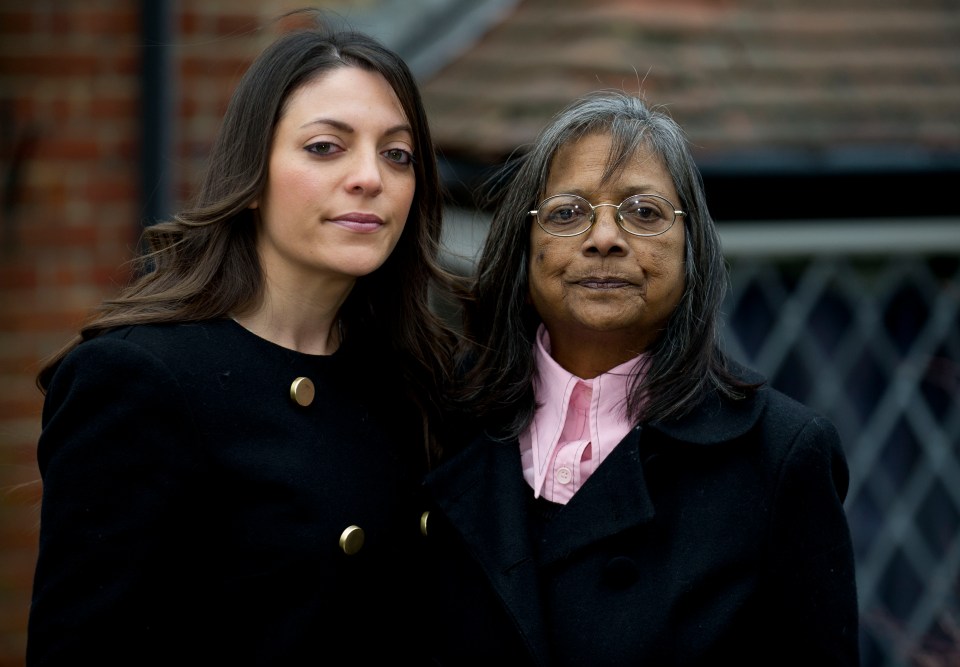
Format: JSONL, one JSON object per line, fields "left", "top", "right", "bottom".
{"left": 422, "top": 91, "right": 860, "bottom": 666}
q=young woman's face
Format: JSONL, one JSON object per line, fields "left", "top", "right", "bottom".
{"left": 252, "top": 66, "right": 416, "bottom": 288}
{"left": 528, "top": 131, "right": 686, "bottom": 371}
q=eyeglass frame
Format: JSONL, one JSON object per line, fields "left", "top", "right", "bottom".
{"left": 528, "top": 193, "right": 686, "bottom": 238}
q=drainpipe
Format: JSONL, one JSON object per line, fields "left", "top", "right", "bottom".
{"left": 140, "top": 0, "right": 174, "bottom": 229}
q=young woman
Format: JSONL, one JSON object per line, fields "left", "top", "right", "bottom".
{"left": 28, "top": 11, "right": 453, "bottom": 665}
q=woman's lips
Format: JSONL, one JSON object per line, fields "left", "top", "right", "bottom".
{"left": 577, "top": 277, "right": 632, "bottom": 289}
{"left": 329, "top": 212, "right": 383, "bottom": 233}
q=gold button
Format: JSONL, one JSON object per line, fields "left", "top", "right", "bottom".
{"left": 289, "top": 376, "right": 315, "bottom": 407}
{"left": 339, "top": 525, "right": 364, "bottom": 555}
{"left": 420, "top": 511, "right": 430, "bottom": 537}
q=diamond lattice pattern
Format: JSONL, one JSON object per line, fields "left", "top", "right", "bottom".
{"left": 723, "top": 255, "right": 960, "bottom": 666}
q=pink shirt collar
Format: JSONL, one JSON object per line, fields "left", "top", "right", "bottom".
{"left": 520, "top": 324, "right": 647, "bottom": 502}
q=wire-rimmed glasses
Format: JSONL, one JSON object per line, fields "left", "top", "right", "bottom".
{"left": 529, "top": 193, "right": 685, "bottom": 237}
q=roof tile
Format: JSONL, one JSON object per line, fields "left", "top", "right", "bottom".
{"left": 421, "top": 0, "right": 960, "bottom": 165}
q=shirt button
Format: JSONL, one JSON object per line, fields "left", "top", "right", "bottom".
{"left": 556, "top": 466, "right": 572, "bottom": 484}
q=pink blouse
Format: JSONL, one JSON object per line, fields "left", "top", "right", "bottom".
{"left": 519, "top": 325, "right": 647, "bottom": 504}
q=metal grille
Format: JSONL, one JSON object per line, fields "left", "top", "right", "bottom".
{"left": 721, "top": 228, "right": 960, "bottom": 666}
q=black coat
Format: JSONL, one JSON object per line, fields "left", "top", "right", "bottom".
{"left": 421, "top": 366, "right": 860, "bottom": 666}
{"left": 28, "top": 319, "right": 428, "bottom": 665}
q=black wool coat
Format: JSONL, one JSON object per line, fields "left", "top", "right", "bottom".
{"left": 421, "top": 366, "right": 860, "bottom": 667}
{"left": 28, "top": 319, "right": 428, "bottom": 666}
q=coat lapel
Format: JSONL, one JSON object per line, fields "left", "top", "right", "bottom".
{"left": 424, "top": 434, "right": 551, "bottom": 666}
{"left": 537, "top": 427, "right": 656, "bottom": 565}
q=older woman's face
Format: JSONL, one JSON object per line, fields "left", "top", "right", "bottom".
{"left": 528, "top": 131, "right": 686, "bottom": 377}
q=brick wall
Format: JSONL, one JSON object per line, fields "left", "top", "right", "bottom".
{"left": 0, "top": 2, "right": 361, "bottom": 663}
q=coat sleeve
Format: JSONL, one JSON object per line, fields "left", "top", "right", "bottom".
{"left": 27, "top": 337, "right": 206, "bottom": 665}
{"left": 766, "top": 414, "right": 861, "bottom": 666}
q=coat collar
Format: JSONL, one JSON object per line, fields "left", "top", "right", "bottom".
{"left": 424, "top": 361, "right": 768, "bottom": 662}
{"left": 647, "top": 361, "right": 767, "bottom": 445}
{"left": 428, "top": 362, "right": 769, "bottom": 544}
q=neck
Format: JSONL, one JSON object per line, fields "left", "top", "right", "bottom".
{"left": 233, "top": 281, "right": 353, "bottom": 355}
{"left": 546, "top": 329, "right": 647, "bottom": 379}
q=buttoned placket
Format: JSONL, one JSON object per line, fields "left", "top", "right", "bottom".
{"left": 544, "top": 381, "right": 594, "bottom": 502}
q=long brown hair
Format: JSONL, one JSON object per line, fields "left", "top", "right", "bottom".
{"left": 37, "top": 9, "right": 456, "bottom": 459}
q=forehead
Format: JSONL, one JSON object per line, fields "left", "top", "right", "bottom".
{"left": 545, "top": 132, "right": 671, "bottom": 192}
{"left": 283, "top": 66, "right": 408, "bottom": 124}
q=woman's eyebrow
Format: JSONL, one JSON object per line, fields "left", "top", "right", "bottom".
{"left": 300, "top": 118, "right": 413, "bottom": 138}
{"left": 301, "top": 118, "right": 353, "bottom": 132}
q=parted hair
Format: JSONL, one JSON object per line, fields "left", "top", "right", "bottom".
{"left": 37, "top": 9, "right": 455, "bottom": 455}
{"left": 457, "top": 89, "right": 754, "bottom": 438}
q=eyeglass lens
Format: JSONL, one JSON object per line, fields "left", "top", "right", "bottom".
{"left": 536, "top": 194, "right": 676, "bottom": 236}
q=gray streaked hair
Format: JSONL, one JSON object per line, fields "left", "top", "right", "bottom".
{"left": 457, "top": 89, "right": 752, "bottom": 436}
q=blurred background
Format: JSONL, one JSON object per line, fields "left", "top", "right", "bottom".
{"left": 1, "top": 0, "right": 958, "bottom": 665}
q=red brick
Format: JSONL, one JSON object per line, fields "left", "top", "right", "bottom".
{"left": 2, "top": 54, "right": 102, "bottom": 78}
{"left": 180, "top": 55, "right": 252, "bottom": 78}
{"left": 214, "top": 14, "right": 263, "bottom": 37}
{"left": 20, "top": 223, "right": 99, "bottom": 247}
{"left": 0, "top": 265, "right": 37, "bottom": 290}
{"left": 0, "top": 11, "right": 35, "bottom": 33}
{"left": 84, "top": 178, "right": 137, "bottom": 204}
{"left": 32, "top": 138, "right": 101, "bottom": 161}
{"left": 75, "top": 9, "right": 139, "bottom": 35}
{"left": 88, "top": 95, "right": 137, "bottom": 120}
{"left": 0, "top": 397, "right": 44, "bottom": 420}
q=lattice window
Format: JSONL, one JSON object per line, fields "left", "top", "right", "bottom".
{"left": 723, "top": 252, "right": 960, "bottom": 667}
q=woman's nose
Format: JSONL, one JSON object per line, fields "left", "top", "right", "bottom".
{"left": 584, "top": 205, "right": 627, "bottom": 255}
{"left": 344, "top": 151, "right": 384, "bottom": 195}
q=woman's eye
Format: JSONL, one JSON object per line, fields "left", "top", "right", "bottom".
{"left": 548, "top": 207, "right": 585, "bottom": 225}
{"left": 628, "top": 206, "right": 659, "bottom": 221}
{"left": 305, "top": 142, "right": 342, "bottom": 156}
{"left": 383, "top": 148, "right": 414, "bottom": 165}
{"left": 622, "top": 196, "right": 667, "bottom": 222}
